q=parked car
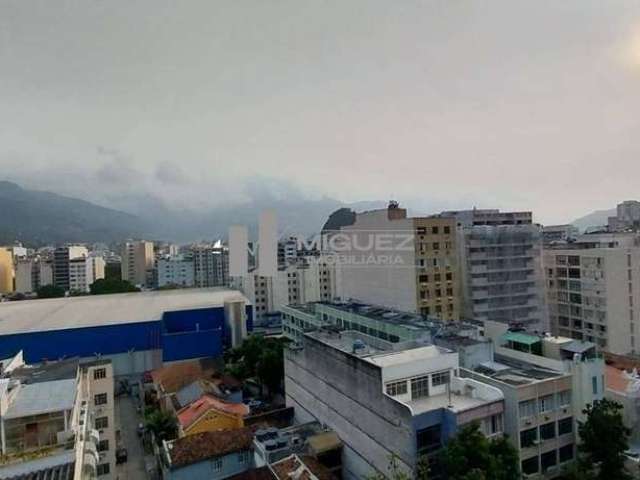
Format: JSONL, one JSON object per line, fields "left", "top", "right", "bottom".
{"left": 116, "top": 447, "right": 128, "bottom": 464}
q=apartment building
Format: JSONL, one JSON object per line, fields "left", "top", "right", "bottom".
{"left": 191, "top": 243, "right": 229, "bottom": 288}
{"left": 14, "top": 256, "right": 54, "bottom": 294}
{"left": 53, "top": 245, "right": 89, "bottom": 291}
{"left": 441, "top": 209, "right": 546, "bottom": 330}
{"left": 285, "top": 328, "right": 504, "bottom": 479}
{"left": 233, "top": 255, "right": 337, "bottom": 322}
{"left": 334, "top": 202, "right": 461, "bottom": 321}
{"left": 0, "top": 247, "right": 14, "bottom": 294}
{"left": 544, "top": 232, "right": 640, "bottom": 354}
{"left": 121, "top": 240, "right": 154, "bottom": 287}
{"left": 609, "top": 200, "right": 640, "bottom": 232}
{"left": 157, "top": 256, "right": 196, "bottom": 288}
{"left": 542, "top": 225, "right": 579, "bottom": 246}
{"left": 0, "top": 355, "right": 116, "bottom": 479}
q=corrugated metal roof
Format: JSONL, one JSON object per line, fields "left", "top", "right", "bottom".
{"left": 4, "top": 379, "right": 76, "bottom": 419}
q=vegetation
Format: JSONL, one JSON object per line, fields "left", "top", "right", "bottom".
{"left": 566, "top": 399, "right": 632, "bottom": 480}
{"left": 144, "top": 408, "right": 178, "bottom": 445}
{"left": 440, "top": 423, "right": 519, "bottom": 480}
{"left": 36, "top": 284, "right": 65, "bottom": 298}
{"left": 104, "top": 262, "right": 121, "bottom": 280}
{"left": 366, "top": 455, "right": 427, "bottom": 480}
{"left": 89, "top": 278, "right": 139, "bottom": 295}
{"left": 224, "top": 335, "right": 287, "bottom": 396}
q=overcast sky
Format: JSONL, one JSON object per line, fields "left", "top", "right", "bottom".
{"left": 2, "top": 0, "right": 640, "bottom": 224}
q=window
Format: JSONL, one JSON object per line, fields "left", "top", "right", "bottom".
{"left": 558, "top": 417, "right": 573, "bottom": 435}
{"left": 592, "top": 376, "right": 598, "bottom": 394}
{"left": 558, "top": 390, "right": 571, "bottom": 407}
{"left": 97, "top": 439, "right": 109, "bottom": 452}
{"left": 539, "top": 394, "right": 554, "bottom": 413}
{"left": 521, "top": 456, "right": 539, "bottom": 476}
{"left": 95, "top": 417, "right": 108, "bottom": 429}
{"left": 519, "top": 399, "right": 536, "bottom": 418}
{"left": 237, "top": 451, "right": 249, "bottom": 464}
{"left": 211, "top": 458, "right": 223, "bottom": 472}
{"left": 559, "top": 444, "right": 574, "bottom": 463}
{"left": 411, "top": 375, "right": 430, "bottom": 399}
{"left": 93, "top": 368, "right": 106, "bottom": 380}
{"left": 444, "top": 226, "right": 450, "bottom": 234}
{"left": 417, "top": 425, "right": 441, "bottom": 454}
{"left": 540, "top": 422, "right": 555, "bottom": 440}
{"left": 432, "top": 226, "right": 439, "bottom": 235}
{"left": 386, "top": 380, "right": 408, "bottom": 397}
{"left": 520, "top": 427, "right": 537, "bottom": 448}
{"left": 431, "top": 371, "right": 450, "bottom": 387}
{"left": 433, "top": 242, "right": 440, "bottom": 250}
{"left": 94, "top": 393, "right": 107, "bottom": 406}
{"left": 97, "top": 463, "right": 110, "bottom": 476}
{"left": 541, "top": 450, "right": 557, "bottom": 472}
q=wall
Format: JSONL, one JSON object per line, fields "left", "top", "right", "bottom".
{"left": 183, "top": 410, "right": 243, "bottom": 436}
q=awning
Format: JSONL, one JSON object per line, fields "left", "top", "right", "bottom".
{"left": 501, "top": 331, "right": 540, "bottom": 346}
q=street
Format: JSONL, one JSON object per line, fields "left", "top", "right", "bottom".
{"left": 115, "top": 395, "right": 151, "bottom": 480}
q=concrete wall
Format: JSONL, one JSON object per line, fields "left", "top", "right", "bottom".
{"left": 284, "top": 335, "right": 416, "bottom": 480}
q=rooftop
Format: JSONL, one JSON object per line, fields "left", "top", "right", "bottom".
{"left": 177, "top": 394, "right": 249, "bottom": 430}
{"left": 0, "top": 451, "right": 75, "bottom": 480}
{"left": 167, "top": 427, "right": 254, "bottom": 469}
{"left": 0, "top": 288, "right": 247, "bottom": 335}
{"left": 271, "top": 454, "right": 336, "bottom": 480}
{"left": 150, "top": 357, "right": 218, "bottom": 394}
{"left": 7, "top": 358, "right": 79, "bottom": 384}
{"left": 5, "top": 379, "right": 77, "bottom": 419}
{"left": 473, "top": 357, "right": 566, "bottom": 386}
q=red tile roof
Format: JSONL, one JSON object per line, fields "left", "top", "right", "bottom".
{"left": 606, "top": 365, "right": 632, "bottom": 393}
{"left": 151, "top": 360, "right": 216, "bottom": 393}
{"left": 177, "top": 394, "right": 249, "bottom": 430}
{"left": 168, "top": 428, "right": 254, "bottom": 468}
{"left": 227, "top": 467, "right": 276, "bottom": 480}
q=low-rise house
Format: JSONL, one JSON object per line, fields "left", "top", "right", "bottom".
{"left": 226, "top": 454, "right": 336, "bottom": 480}
{"left": 162, "top": 428, "right": 255, "bottom": 480}
{"left": 605, "top": 365, "right": 640, "bottom": 448}
{"left": 177, "top": 394, "right": 249, "bottom": 436}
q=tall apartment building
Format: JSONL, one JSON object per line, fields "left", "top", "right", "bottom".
{"left": 285, "top": 329, "right": 504, "bottom": 479}
{"left": 53, "top": 245, "right": 89, "bottom": 291}
{"left": 191, "top": 243, "right": 229, "bottom": 288}
{"left": 121, "top": 240, "right": 154, "bottom": 287}
{"left": 232, "top": 255, "right": 337, "bottom": 322}
{"left": 157, "top": 255, "right": 195, "bottom": 288}
{"left": 441, "top": 209, "right": 546, "bottom": 329}
{"left": 0, "top": 247, "right": 14, "bottom": 294}
{"left": 336, "top": 202, "right": 461, "bottom": 321}
{"left": 608, "top": 200, "right": 640, "bottom": 232}
{"left": 544, "top": 232, "right": 640, "bottom": 354}
{"left": 16, "top": 256, "right": 55, "bottom": 294}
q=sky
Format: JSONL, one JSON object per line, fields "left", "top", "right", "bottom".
{"left": 1, "top": 0, "right": 640, "bottom": 225}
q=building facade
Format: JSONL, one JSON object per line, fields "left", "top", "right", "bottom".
{"left": 544, "top": 233, "right": 640, "bottom": 354}
{"left": 442, "top": 209, "right": 546, "bottom": 330}
{"left": 0, "top": 247, "right": 14, "bottom": 294}
{"left": 285, "top": 329, "right": 504, "bottom": 479}
{"left": 53, "top": 245, "right": 89, "bottom": 292}
{"left": 192, "top": 244, "right": 229, "bottom": 288}
{"left": 121, "top": 240, "right": 154, "bottom": 287}
{"left": 157, "top": 256, "right": 196, "bottom": 288}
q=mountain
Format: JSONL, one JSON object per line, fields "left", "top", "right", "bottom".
{"left": 571, "top": 208, "right": 615, "bottom": 233}
{"left": 0, "top": 180, "right": 387, "bottom": 245}
{"left": 0, "top": 181, "right": 147, "bottom": 246}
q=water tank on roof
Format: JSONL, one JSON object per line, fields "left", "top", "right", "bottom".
{"left": 264, "top": 440, "right": 278, "bottom": 451}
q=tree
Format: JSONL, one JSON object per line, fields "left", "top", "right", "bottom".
{"left": 366, "top": 454, "right": 419, "bottom": 480}
{"left": 104, "top": 262, "right": 121, "bottom": 280}
{"left": 144, "top": 408, "right": 178, "bottom": 444}
{"left": 89, "top": 278, "right": 139, "bottom": 295}
{"left": 36, "top": 284, "right": 65, "bottom": 298}
{"left": 576, "top": 398, "right": 631, "bottom": 480}
{"left": 224, "top": 335, "right": 287, "bottom": 396}
{"left": 440, "top": 423, "right": 519, "bottom": 480}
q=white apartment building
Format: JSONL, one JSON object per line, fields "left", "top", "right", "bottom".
{"left": 15, "top": 257, "right": 53, "bottom": 294}
{"left": 441, "top": 209, "right": 546, "bottom": 330}
{"left": 54, "top": 245, "right": 89, "bottom": 292}
{"left": 544, "top": 232, "right": 640, "bottom": 354}
{"left": 121, "top": 240, "right": 154, "bottom": 287}
{"left": 157, "top": 256, "right": 195, "bottom": 288}
{"left": 232, "top": 254, "right": 337, "bottom": 322}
